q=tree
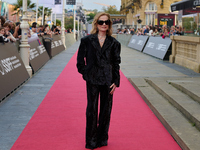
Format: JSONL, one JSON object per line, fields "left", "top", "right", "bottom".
{"left": 93, "top": 9, "right": 98, "bottom": 14}
{"left": 12, "top": 0, "right": 36, "bottom": 16}
{"left": 37, "top": 6, "right": 52, "bottom": 25}
{"left": 64, "top": 17, "right": 79, "bottom": 30}
{"left": 65, "top": 17, "right": 74, "bottom": 29}
{"left": 102, "top": 6, "right": 120, "bottom": 14}
{"left": 86, "top": 13, "right": 96, "bottom": 21}
{"left": 56, "top": 19, "right": 61, "bottom": 26}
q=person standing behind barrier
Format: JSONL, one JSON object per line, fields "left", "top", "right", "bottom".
{"left": 37, "top": 25, "right": 44, "bottom": 37}
{"left": 0, "top": 16, "right": 6, "bottom": 27}
{"left": 144, "top": 25, "right": 149, "bottom": 35}
{"left": 137, "top": 28, "right": 141, "bottom": 35}
{"left": 152, "top": 27, "right": 159, "bottom": 36}
{"left": 14, "top": 22, "right": 21, "bottom": 38}
{"left": 9, "top": 21, "right": 15, "bottom": 34}
{"left": 3, "top": 23, "right": 16, "bottom": 42}
{"left": 148, "top": 26, "right": 153, "bottom": 36}
{"left": 0, "top": 27, "right": 10, "bottom": 43}
{"left": 169, "top": 26, "right": 176, "bottom": 37}
{"left": 30, "top": 25, "right": 37, "bottom": 35}
{"left": 162, "top": 28, "right": 170, "bottom": 39}
{"left": 175, "top": 26, "right": 182, "bottom": 35}
{"left": 77, "top": 12, "right": 121, "bottom": 150}
{"left": 43, "top": 25, "right": 52, "bottom": 37}
{"left": 130, "top": 28, "right": 135, "bottom": 35}
{"left": 159, "top": 25, "right": 167, "bottom": 36}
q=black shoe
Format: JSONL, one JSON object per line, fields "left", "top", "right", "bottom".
{"left": 97, "top": 141, "right": 107, "bottom": 148}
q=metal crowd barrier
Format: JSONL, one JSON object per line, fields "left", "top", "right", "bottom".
{"left": 117, "top": 34, "right": 172, "bottom": 60}
{"left": 0, "top": 34, "right": 65, "bottom": 101}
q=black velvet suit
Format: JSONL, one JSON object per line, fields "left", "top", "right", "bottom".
{"left": 77, "top": 33, "right": 121, "bottom": 149}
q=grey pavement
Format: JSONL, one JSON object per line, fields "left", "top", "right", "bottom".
{"left": 0, "top": 40, "right": 79, "bottom": 150}
{"left": 120, "top": 45, "right": 200, "bottom": 78}
{"left": 0, "top": 40, "right": 200, "bottom": 150}
{"left": 120, "top": 45, "right": 200, "bottom": 150}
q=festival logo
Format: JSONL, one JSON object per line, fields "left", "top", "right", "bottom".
{"left": 0, "top": 56, "right": 21, "bottom": 76}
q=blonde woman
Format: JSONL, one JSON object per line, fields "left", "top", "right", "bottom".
{"left": 77, "top": 12, "right": 121, "bottom": 150}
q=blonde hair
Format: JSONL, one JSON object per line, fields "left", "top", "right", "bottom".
{"left": 90, "top": 12, "right": 113, "bottom": 36}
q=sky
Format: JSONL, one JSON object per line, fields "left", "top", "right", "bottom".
{"left": 3, "top": 0, "right": 121, "bottom": 11}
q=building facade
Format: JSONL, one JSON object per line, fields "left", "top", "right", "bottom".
{"left": 120, "top": 0, "right": 181, "bottom": 27}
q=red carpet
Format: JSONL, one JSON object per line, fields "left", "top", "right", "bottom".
{"left": 11, "top": 52, "right": 181, "bottom": 150}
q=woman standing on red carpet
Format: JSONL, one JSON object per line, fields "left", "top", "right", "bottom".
{"left": 76, "top": 12, "right": 121, "bottom": 150}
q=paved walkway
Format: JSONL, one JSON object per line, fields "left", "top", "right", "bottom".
{"left": 0, "top": 41, "right": 200, "bottom": 150}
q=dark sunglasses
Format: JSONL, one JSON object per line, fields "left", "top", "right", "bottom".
{"left": 97, "top": 20, "right": 110, "bottom": 25}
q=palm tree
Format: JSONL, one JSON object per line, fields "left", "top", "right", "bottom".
{"left": 37, "top": 6, "right": 52, "bottom": 25}
{"left": 12, "top": 0, "right": 36, "bottom": 16}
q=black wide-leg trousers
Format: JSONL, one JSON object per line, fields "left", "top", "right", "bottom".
{"left": 86, "top": 82, "right": 113, "bottom": 147}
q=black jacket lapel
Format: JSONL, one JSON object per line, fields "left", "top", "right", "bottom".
{"left": 90, "top": 34, "right": 101, "bottom": 53}
{"left": 101, "top": 35, "right": 113, "bottom": 54}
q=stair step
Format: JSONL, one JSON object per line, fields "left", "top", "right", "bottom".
{"left": 168, "top": 80, "right": 200, "bottom": 104}
{"left": 129, "top": 78, "right": 200, "bottom": 150}
{"left": 145, "top": 78, "right": 200, "bottom": 131}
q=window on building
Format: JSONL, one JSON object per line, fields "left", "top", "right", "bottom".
{"left": 145, "top": 2, "right": 157, "bottom": 25}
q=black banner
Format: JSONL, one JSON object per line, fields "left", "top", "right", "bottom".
{"left": 171, "top": 0, "right": 200, "bottom": 12}
{"left": 128, "top": 35, "right": 149, "bottom": 52}
{"left": 51, "top": 35, "right": 65, "bottom": 57}
{"left": 29, "top": 37, "right": 50, "bottom": 73}
{"left": 55, "top": 0, "right": 61, "bottom": 5}
{"left": 66, "top": 0, "right": 76, "bottom": 5}
{"left": 0, "top": 43, "right": 30, "bottom": 100}
{"left": 143, "top": 36, "right": 172, "bottom": 60}
{"left": 183, "top": 7, "right": 200, "bottom": 15}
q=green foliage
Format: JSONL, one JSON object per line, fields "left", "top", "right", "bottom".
{"left": 93, "top": 9, "right": 98, "bottom": 14}
{"left": 183, "top": 17, "right": 197, "bottom": 31}
{"left": 86, "top": 13, "right": 96, "bottom": 21}
{"left": 65, "top": 17, "right": 74, "bottom": 29}
{"left": 12, "top": 0, "right": 36, "bottom": 16}
{"left": 102, "top": 6, "right": 120, "bottom": 14}
{"left": 56, "top": 19, "right": 61, "bottom": 26}
{"left": 64, "top": 17, "right": 80, "bottom": 30}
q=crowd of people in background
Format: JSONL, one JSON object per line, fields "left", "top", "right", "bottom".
{"left": 0, "top": 15, "right": 61, "bottom": 43}
{"left": 0, "top": 14, "right": 186, "bottom": 44}
{"left": 116, "top": 24, "right": 184, "bottom": 38}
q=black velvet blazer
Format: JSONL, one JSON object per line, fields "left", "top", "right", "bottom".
{"left": 76, "top": 34, "right": 121, "bottom": 87}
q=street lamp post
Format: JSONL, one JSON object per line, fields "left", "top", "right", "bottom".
{"left": 36, "top": 0, "right": 38, "bottom": 22}
{"left": 80, "top": 20, "right": 83, "bottom": 38}
{"left": 20, "top": 0, "right": 32, "bottom": 77}
{"left": 77, "top": 16, "right": 79, "bottom": 39}
{"left": 61, "top": 0, "right": 66, "bottom": 48}
{"left": 73, "top": 4, "right": 76, "bottom": 39}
